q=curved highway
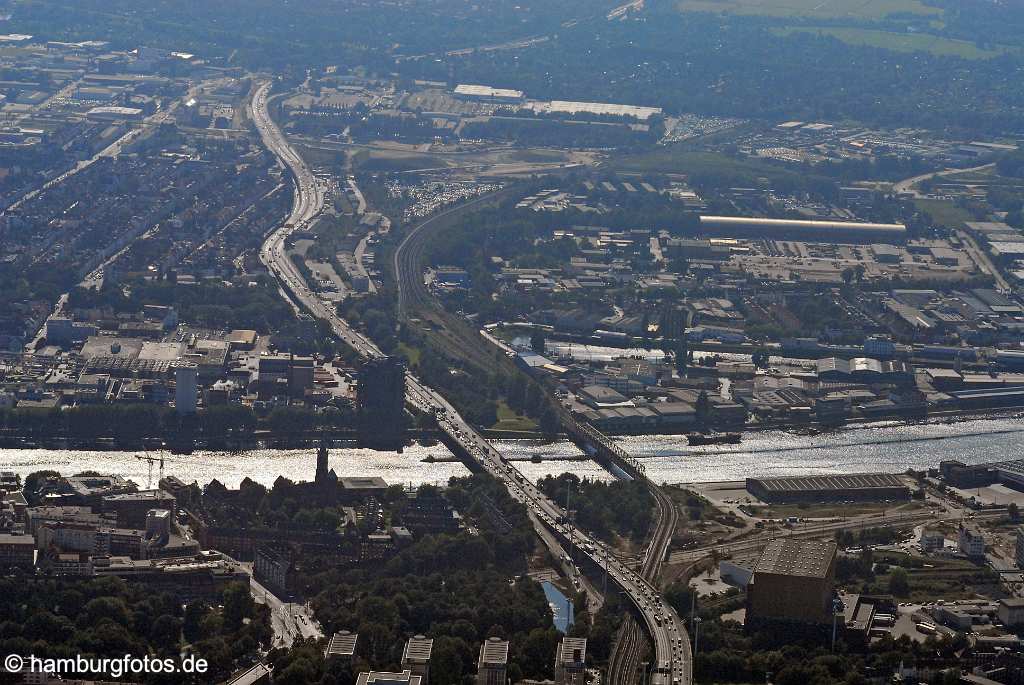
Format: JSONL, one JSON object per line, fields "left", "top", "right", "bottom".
{"left": 252, "top": 78, "right": 690, "bottom": 685}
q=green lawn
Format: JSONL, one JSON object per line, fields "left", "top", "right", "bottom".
{"left": 677, "top": 0, "right": 940, "bottom": 20}
{"left": 773, "top": 26, "right": 1014, "bottom": 59}
{"left": 746, "top": 501, "right": 923, "bottom": 519}
{"left": 397, "top": 342, "right": 422, "bottom": 367}
{"left": 914, "top": 199, "right": 974, "bottom": 230}
{"left": 612, "top": 148, "right": 781, "bottom": 177}
{"left": 869, "top": 551, "right": 999, "bottom": 603}
{"left": 491, "top": 400, "right": 538, "bottom": 432}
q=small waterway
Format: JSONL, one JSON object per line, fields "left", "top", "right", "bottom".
{"left": 542, "top": 580, "right": 574, "bottom": 633}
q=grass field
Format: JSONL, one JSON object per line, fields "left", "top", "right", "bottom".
{"left": 914, "top": 198, "right": 974, "bottom": 230}
{"left": 612, "top": 148, "right": 771, "bottom": 175}
{"left": 492, "top": 401, "right": 538, "bottom": 432}
{"left": 773, "top": 26, "right": 1013, "bottom": 59}
{"left": 397, "top": 342, "right": 422, "bottom": 367}
{"left": 677, "top": 0, "right": 940, "bottom": 20}
{"left": 746, "top": 501, "right": 923, "bottom": 519}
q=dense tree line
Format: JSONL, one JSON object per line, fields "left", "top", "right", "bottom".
{"left": 198, "top": 476, "right": 406, "bottom": 533}
{"left": 0, "top": 576, "right": 268, "bottom": 684}
{"left": 424, "top": 8, "right": 1024, "bottom": 135}
{"left": 692, "top": 615, "right": 969, "bottom": 685}
{"left": 537, "top": 473, "right": 654, "bottom": 542}
{"left": 267, "top": 474, "right": 561, "bottom": 684}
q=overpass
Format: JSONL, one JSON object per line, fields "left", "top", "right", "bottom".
{"left": 251, "top": 78, "right": 691, "bottom": 685}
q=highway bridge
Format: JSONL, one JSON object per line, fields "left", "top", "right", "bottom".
{"left": 250, "top": 78, "right": 691, "bottom": 685}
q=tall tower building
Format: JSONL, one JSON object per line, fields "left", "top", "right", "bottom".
{"left": 402, "top": 635, "right": 433, "bottom": 684}
{"left": 356, "top": 356, "right": 407, "bottom": 451}
{"left": 174, "top": 363, "right": 198, "bottom": 414}
{"left": 554, "top": 637, "right": 587, "bottom": 685}
{"left": 475, "top": 637, "right": 508, "bottom": 685}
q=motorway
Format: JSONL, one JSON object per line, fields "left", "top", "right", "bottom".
{"left": 251, "top": 78, "right": 691, "bottom": 684}
{"left": 892, "top": 161, "right": 996, "bottom": 198}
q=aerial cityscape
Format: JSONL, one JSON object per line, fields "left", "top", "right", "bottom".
{"left": 1, "top": 0, "right": 1024, "bottom": 683}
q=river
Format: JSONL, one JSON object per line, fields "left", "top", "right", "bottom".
{"left": 0, "top": 415, "right": 1021, "bottom": 489}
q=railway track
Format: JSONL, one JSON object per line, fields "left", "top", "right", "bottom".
{"left": 601, "top": 424, "right": 690, "bottom": 685}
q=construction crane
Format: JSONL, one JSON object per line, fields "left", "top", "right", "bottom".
{"left": 135, "top": 454, "right": 166, "bottom": 489}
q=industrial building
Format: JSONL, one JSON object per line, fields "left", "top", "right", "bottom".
{"left": 747, "top": 539, "right": 837, "bottom": 625}
{"left": 527, "top": 99, "right": 662, "bottom": 121}
{"left": 815, "top": 357, "right": 913, "bottom": 384}
{"left": 356, "top": 356, "right": 407, "bottom": 451}
{"left": 746, "top": 473, "right": 910, "bottom": 503}
{"left": 453, "top": 84, "right": 524, "bottom": 102}
{"left": 699, "top": 216, "right": 907, "bottom": 244}
{"left": 86, "top": 105, "right": 144, "bottom": 121}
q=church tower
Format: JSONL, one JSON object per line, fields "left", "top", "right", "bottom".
{"left": 315, "top": 438, "right": 329, "bottom": 485}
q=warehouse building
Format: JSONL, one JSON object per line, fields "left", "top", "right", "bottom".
{"left": 746, "top": 473, "right": 910, "bottom": 503}
{"left": 453, "top": 84, "right": 524, "bottom": 103}
{"left": 747, "top": 538, "right": 837, "bottom": 625}
{"left": 699, "top": 216, "right": 906, "bottom": 244}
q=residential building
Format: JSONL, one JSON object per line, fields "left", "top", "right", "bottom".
{"left": 1000, "top": 598, "right": 1024, "bottom": 628}
{"left": 402, "top": 635, "right": 432, "bottom": 684}
{"left": 476, "top": 637, "right": 509, "bottom": 685}
{"left": 0, "top": 532, "right": 35, "bottom": 569}
{"left": 958, "top": 524, "right": 986, "bottom": 559}
{"left": 554, "top": 637, "right": 586, "bottom": 685}
{"left": 325, "top": 631, "right": 358, "bottom": 660}
{"left": 356, "top": 671, "right": 422, "bottom": 685}
{"left": 921, "top": 529, "right": 946, "bottom": 553}
{"left": 254, "top": 545, "right": 293, "bottom": 596}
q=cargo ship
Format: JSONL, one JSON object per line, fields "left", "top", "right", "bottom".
{"left": 686, "top": 432, "right": 742, "bottom": 446}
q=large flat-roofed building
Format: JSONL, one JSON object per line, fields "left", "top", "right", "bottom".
{"left": 699, "top": 215, "right": 907, "bottom": 244}
{"left": 476, "top": 637, "right": 509, "bottom": 685}
{"left": 86, "top": 105, "right": 144, "bottom": 121}
{"left": 102, "top": 489, "right": 176, "bottom": 528}
{"left": 453, "top": 84, "right": 524, "bottom": 102}
{"left": 747, "top": 539, "right": 837, "bottom": 625}
{"left": 527, "top": 99, "right": 662, "bottom": 121}
{"left": 90, "top": 553, "right": 249, "bottom": 601}
{"left": 746, "top": 473, "right": 910, "bottom": 504}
